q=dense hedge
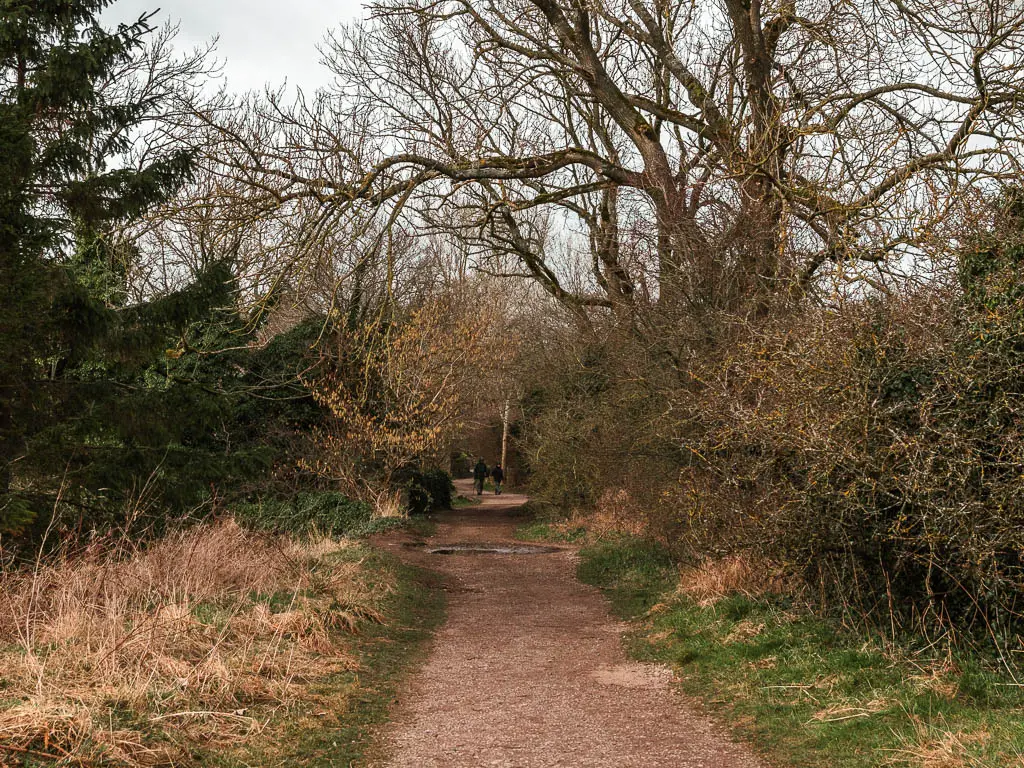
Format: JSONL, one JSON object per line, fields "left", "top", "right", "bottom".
{"left": 519, "top": 216, "right": 1024, "bottom": 646}
{"left": 232, "top": 472, "right": 455, "bottom": 537}
{"left": 676, "top": 293, "right": 1024, "bottom": 634}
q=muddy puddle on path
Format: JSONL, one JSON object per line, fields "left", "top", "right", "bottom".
{"left": 404, "top": 542, "right": 561, "bottom": 555}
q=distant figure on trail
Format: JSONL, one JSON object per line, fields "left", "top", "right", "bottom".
{"left": 491, "top": 464, "right": 504, "bottom": 495}
{"left": 473, "top": 457, "right": 489, "bottom": 496}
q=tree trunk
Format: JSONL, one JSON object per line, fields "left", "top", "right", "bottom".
{"left": 500, "top": 397, "right": 511, "bottom": 475}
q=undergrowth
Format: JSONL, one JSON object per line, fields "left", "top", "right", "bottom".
{"left": 0, "top": 518, "right": 443, "bottom": 766}
{"left": 232, "top": 492, "right": 409, "bottom": 538}
{"left": 567, "top": 534, "right": 1024, "bottom": 768}
{"left": 216, "top": 553, "right": 445, "bottom": 768}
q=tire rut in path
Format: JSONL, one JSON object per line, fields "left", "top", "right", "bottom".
{"left": 371, "top": 484, "right": 765, "bottom": 768}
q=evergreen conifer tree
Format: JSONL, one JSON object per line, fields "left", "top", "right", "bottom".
{"left": 0, "top": 1, "right": 193, "bottom": 532}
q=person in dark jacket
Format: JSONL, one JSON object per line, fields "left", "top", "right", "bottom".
{"left": 491, "top": 464, "right": 504, "bottom": 495}
{"left": 472, "top": 457, "right": 488, "bottom": 495}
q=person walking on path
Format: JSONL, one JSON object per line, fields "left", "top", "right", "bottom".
{"left": 472, "top": 458, "right": 489, "bottom": 496}
{"left": 491, "top": 464, "right": 504, "bottom": 495}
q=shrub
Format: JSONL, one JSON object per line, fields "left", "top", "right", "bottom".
{"left": 450, "top": 451, "right": 472, "bottom": 478}
{"left": 520, "top": 238, "right": 1024, "bottom": 649}
{"left": 517, "top": 338, "right": 681, "bottom": 514}
{"left": 404, "top": 468, "right": 454, "bottom": 516}
{"left": 672, "top": 282, "right": 1024, "bottom": 642}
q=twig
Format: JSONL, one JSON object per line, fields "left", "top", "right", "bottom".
{"left": 810, "top": 712, "right": 873, "bottom": 723}
{"left": 149, "top": 710, "right": 255, "bottom": 723}
{"left": 761, "top": 683, "right": 817, "bottom": 689}
{"left": 0, "top": 743, "right": 73, "bottom": 762}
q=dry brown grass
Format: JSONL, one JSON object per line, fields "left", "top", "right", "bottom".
{"left": 905, "top": 662, "right": 962, "bottom": 701}
{"left": 724, "top": 620, "right": 766, "bottom": 644}
{"left": 810, "top": 698, "right": 891, "bottom": 724}
{"left": 549, "top": 488, "right": 651, "bottom": 540}
{"left": 0, "top": 519, "right": 388, "bottom": 766}
{"left": 886, "top": 718, "right": 995, "bottom": 768}
{"left": 675, "top": 554, "right": 786, "bottom": 607}
{"left": 371, "top": 488, "right": 408, "bottom": 519}
{"left": 591, "top": 489, "right": 650, "bottom": 537}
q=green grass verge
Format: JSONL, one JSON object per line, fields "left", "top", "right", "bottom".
{"left": 512, "top": 501, "right": 587, "bottom": 543}
{"left": 396, "top": 516, "right": 437, "bottom": 538}
{"left": 212, "top": 548, "right": 445, "bottom": 768}
{"left": 514, "top": 520, "right": 588, "bottom": 543}
{"left": 577, "top": 537, "right": 1024, "bottom": 768}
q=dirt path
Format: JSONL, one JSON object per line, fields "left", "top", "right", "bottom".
{"left": 371, "top": 480, "right": 764, "bottom": 768}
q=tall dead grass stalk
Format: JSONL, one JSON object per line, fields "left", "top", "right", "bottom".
{"left": 676, "top": 555, "right": 787, "bottom": 606}
{"left": 0, "top": 519, "right": 386, "bottom": 766}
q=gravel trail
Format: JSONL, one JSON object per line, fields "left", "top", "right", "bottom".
{"left": 371, "top": 480, "right": 765, "bottom": 768}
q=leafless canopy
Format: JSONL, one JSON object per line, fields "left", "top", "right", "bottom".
{"left": 200, "top": 0, "right": 1024, "bottom": 325}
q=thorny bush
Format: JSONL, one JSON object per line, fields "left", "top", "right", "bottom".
{"left": 523, "top": 234, "right": 1024, "bottom": 655}
{"left": 673, "top": 281, "right": 1024, "bottom": 647}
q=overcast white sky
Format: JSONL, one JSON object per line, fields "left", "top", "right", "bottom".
{"left": 104, "top": 0, "right": 366, "bottom": 93}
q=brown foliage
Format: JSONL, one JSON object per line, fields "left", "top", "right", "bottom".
{"left": 523, "top": 240, "right": 1024, "bottom": 650}
{"left": 307, "top": 292, "right": 491, "bottom": 489}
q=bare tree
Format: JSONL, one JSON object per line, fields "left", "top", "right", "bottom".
{"left": 189, "top": 0, "right": 1024, "bottom": 333}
